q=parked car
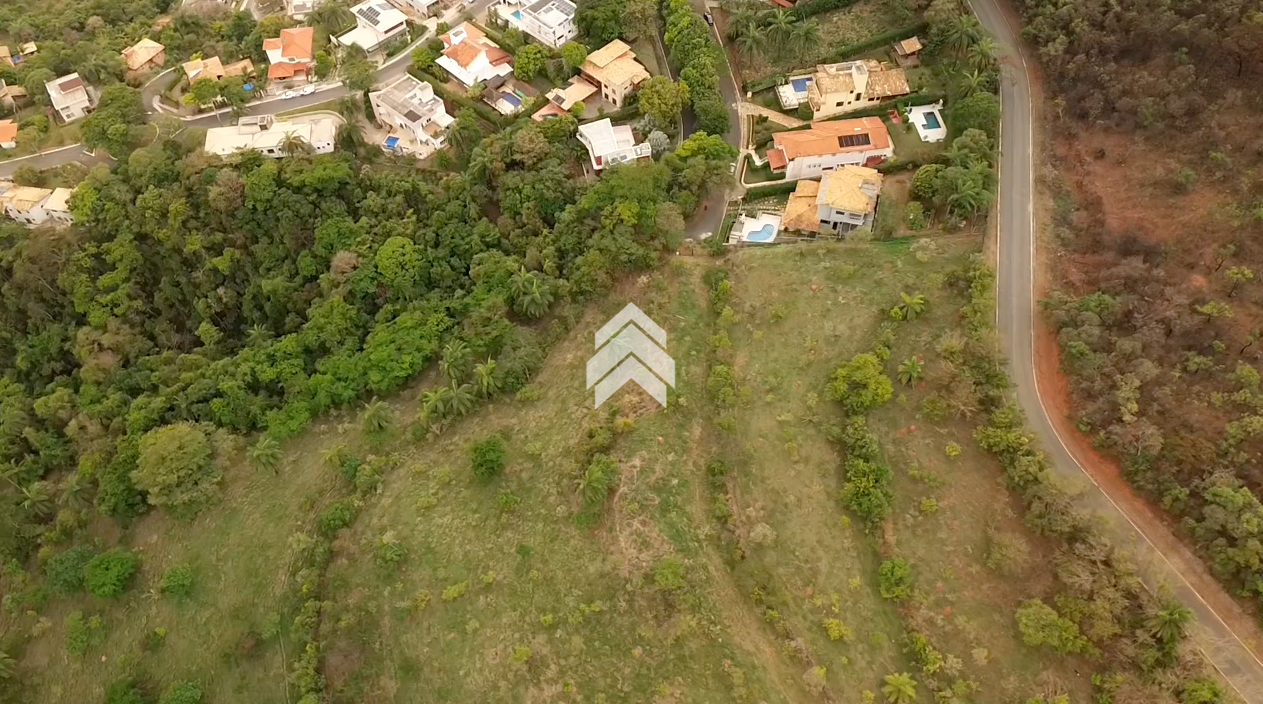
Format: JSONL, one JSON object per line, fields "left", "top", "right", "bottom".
{"left": 279, "top": 90, "right": 296, "bottom": 100}
{"left": 299, "top": 85, "right": 316, "bottom": 96}
{"left": 704, "top": 12, "right": 714, "bottom": 26}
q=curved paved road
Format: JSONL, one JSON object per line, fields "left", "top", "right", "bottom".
{"left": 973, "top": 0, "right": 1263, "bottom": 698}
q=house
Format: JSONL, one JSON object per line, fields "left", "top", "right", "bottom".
{"left": 893, "top": 36, "right": 923, "bottom": 67}
{"left": 264, "top": 27, "right": 315, "bottom": 82}
{"left": 577, "top": 118, "right": 650, "bottom": 171}
{"left": 0, "top": 120, "right": 17, "bottom": 149}
{"left": 368, "top": 74, "right": 454, "bottom": 153}
{"left": 534, "top": 75, "right": 597, "bottom": 120}
{"left": 184, "top": 56, "right": 226, "bottom": 83}
{"left": 43, "top": 187, "right": 76, "bottom": 226}
{"left": 0, "top": 185, "right": 54, "bottom": 226}
{"left": 122, "top": 38, "right": 166, "bottom": 72}
{"left": 335, "top": 0, "right": 409, "bottom": 55}
{"left": 386, "top": 0, "right": 438, "bottom": 18}
{"left": 436, "top": 23, "right": 513, "bottom": 88}
{"left": 781, "top": 166, "right": 883, "bottom": 235}
{"left": 203, "top": 115, "right": 337, "bottom": 158}
{"left": 0, "top": 47, "right": 11, "bottom": 67}
{"left": 766, "top": 117, "right": 893, "bottom": 181}
{"left": 579, "top": 40, "right": 649, "bottom": 109}
{"left": 805, "top": 60, "right": 910, "bottom": 120}
{"left": 482, "top": 76, "right": 537, "bottom": 115}
{"left": 222, "top": 59, "right": 256, "bottom": 78}
{"left": 519, "top": 0, "right": 577, "bottom": 49}
{"left": 287, "top": 0, "right": 321, "bottom": 19}
{"left": 0, "top": 80, "right": 27, "bottom": 110}
{"left": 20, "top": 42, "right": 38, "bottom": 57}
{"left": 45, "top": 73, "right": 96, "bottom": 123}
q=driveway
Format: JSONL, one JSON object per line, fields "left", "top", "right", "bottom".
{"left": 973, "top": 0, "right": 1263, "bottom": 697}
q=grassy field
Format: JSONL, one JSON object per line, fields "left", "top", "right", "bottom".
{"left": 14, "top": 242, "right": 1097, "bottom": 704}
{"left": 731, "top": 0, "right": 907, "bottom": 83}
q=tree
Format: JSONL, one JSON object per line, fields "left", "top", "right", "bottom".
{"left": 647, "top": 129, "right": 672, "bottom": 155}
{"left": 560, "top": 41, "right": 589, "bottom": 71}
{"left": 80, "top": 84, "right": 145, "bottom": 156}
{"left": 966, "top": 36, "right": 998, "bottom": 70}
{"left": 878, "top": 557, "right": 913, "bottom": 600}
{"left": 1015, "top": 598, "right": 1094, "bottom": 655}
{"left": 766, "top": 10, "right": 796, "bottom": 52}
{"left": 882, "top": 673, "right": 918, "bottom": 704}
{"left": 511, "top": 269, "right": 554, "bottom": 318}
{"left": 83, "top": 548, "right": 141, "bottom": 597}
{"left": 638, "top": 76, "right": 690, "bottom": 128}
{"left": 342, "top": 54, "right": 376, "bottom": 93}
{"left": 159, "top": 682, "right": 204, "bottom": 704}
{"left": 279, "top": 134, "right": 312, "bottom": 157}
{"left": 439, "top": 340, "right": 472, "bottom": 383}
{"left": 514, "top": 44, "right": 548, "bottom": 80}
{"left": 910, "top": 164, "right": 943, "bottom": 200}
{"left": 1226, "top": 266, "right": 1254, "bottom": 296}
{"left": 362, "top": 399, "right": 394, "bottom": 436}
{"left": 448, "top": 383, "right": 477, "bottom": 416}
{"left": 133, "top": 423, "right": 219, "bottom": 516}
{"left": 188, "top": 78, "right": 221, "bottom": 107}
{"left": 949, "top": 90, "right": 1000, "bottom": 137}
{"left": 897, "top": 357, "right": 924, "bottom": 385}
{"left": 827, "top": 353, "right": 893, "bottom": 414}
{"left": 788, "top": 19, "right": 822, "bottom": 58}
{"left": 895, "top": 291, "right": 927, "bottom": 320}
{"left": 475, "top": 359, "right": 500, "bottom": 397}
{"left": 411, "top": 45, "right": 439, "bottom": 72}
{"left": 1147, "top": 599, "right": 1192, "bottom": 646}
{"left": 248, "top": 436, "right": 282, "bottom": 474}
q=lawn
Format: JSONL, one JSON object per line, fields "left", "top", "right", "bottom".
{"left": 743, "top": 153, "right": 784, "bottom": 183}
{"left": 15, "top": 243, "right": 1097, "bottom": 704}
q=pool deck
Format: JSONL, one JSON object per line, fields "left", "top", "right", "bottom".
{"left": 907, "top": 101, "right": 947, "bottom": 143}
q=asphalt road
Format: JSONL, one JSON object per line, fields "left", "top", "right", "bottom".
{"left": 973, "top": 0, "right": 1263, "bottom": 697}
{"left": 685, "top": 0, "right": 743, "bottom": 239}
{"left": 0, "top": 145, "right": 114, "bottom": 178}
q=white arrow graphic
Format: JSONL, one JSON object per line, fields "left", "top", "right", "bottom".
{"left": 587, "top": 304, "right": 675, "bottom": 408}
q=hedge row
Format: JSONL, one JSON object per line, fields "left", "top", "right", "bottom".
{"left": 742, "top": 180, "right": 799, "bottom": 199}
{"left": 793, "top": 0, "right": 864, "bottom": 20}
{"left": 663, "top": 0, "right": 732, "bottom": 136}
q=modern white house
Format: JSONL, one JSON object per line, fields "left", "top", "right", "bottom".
{"left": 0, "top": 184, "right": 54, "bottom": 226}
{"left": 203, "top": 115, "right": 337, "bottom": 158}
{"left": 336, "top": 0, "right": 409, "bottom": 55}
{"left": 577, "top": 118, "right": 650, "bottom": 171}
{"left": 766, "top": 117, "right": 894, "bottom": 181}
{"left": 436, "top": 23, "right": 513, "bottom": 88}
{"left": 519, "top": 0, "right": 577, "bottom": 48}
{"left": 369, "top": 74, "right": 454, "bottom": 154}
{"left": 45, "top": 73, "right": 96, "bottom": 123}
{"left": 782, "top": 166, "right": 883, "bottom": 235}
{"left": 44, "top": 187, "right": 76, "bottom": 226}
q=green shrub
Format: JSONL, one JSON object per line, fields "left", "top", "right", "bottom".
{"left": 159, "top": 564, "right": 195, "bottom": 600}
{"left": 878, "top": 557, "right": 913, "bottom": 600}
{"left": 653, "top": 556, "right": 686, "bottom": 591}
{"left": 159, "top": 681, "right": 202, "bottom": 704}
{"left": 826, "top": 353, "right": 893, "bottom": 415}
{"left": 469, "top": 436, "right": 508, "bottom": 480}
{"left": 83, "top": 548, "right": 141, "bottom": 598}
{"left": 44, "top": 545, "right": 96, "bottom": 594}
{"left": 1015, "top": 598, "right": 1094, "bottom": 655}
{"left": 64, "top": 611, "right": 104, "bottom": 656}
{"left": 318, "top": 500, "right": 356, "bottom": 534}
{"left": 133, "top": 422, "right": 220, "bottom": 517}
{"left": 105, "top": 677, "right": 146, "bottom": 704}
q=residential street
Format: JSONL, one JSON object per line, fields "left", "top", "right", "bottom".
{"left": 973, "top": 0, "right": 1263, "bottom": 698}
{"left": 685, "top": 0, "right": 743, "bottom": 240}
{"left": 0, "top": 145, "right": 114, "bottom": 178}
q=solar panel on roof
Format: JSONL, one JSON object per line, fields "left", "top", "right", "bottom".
{"left": 358, "top": 5, "right": 381, "bottom": 23}
{"left": 404, "top": 110, "right": 422, "bottom": 122}
{"left": 837, "top": 134, "right": 871, "bottom": 148}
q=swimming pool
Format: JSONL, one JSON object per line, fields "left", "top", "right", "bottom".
{"left": 922, "top": 111, "right": 941, "bottom": 130}
{"left": 512, "top": 10, "right": 522, "bottom": 19}
{"left": 790, "top": 77, "right": 812, "bottom": 94}
{"left": 745, "top": 224, "right": 776, "bottom": 243}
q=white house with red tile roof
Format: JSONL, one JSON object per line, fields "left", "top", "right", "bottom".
{"left": 766, "top": 117, "right": 893, "bottom": 181}
{"left": 435, "top": 23, "right": 513, "bottom": 88}
{"left": 264, "top": 27, "right": 314, "bottom": 82}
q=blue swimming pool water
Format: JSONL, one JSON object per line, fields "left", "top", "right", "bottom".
{"left": 922, "top": 111, "right": 941, "bottom": 129}
{"left": 790, "top": 77, "right": 811, "bottom": 93}
{"left": 512, "top": 10, "right": 522, "bottom": 20}
{"left": 746, "top": 224, "right": 776, "bottom": 242}
{"left": 503, "top": 92, "right": 522, "bottom": 107}
{"left": 384, "top": 136, "right": 400, "bottom": 149}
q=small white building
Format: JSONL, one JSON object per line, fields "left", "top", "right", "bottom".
{"left": 336, "top": 0, "right": 409, "bottom": 55}
{"left": 43, "top": 187, "right": 75, "bottom": 225}
{"left": 519, "top": 0, "right": 577, "bottom": 49}
{"left": 436, "top": 23, "right": 513, "bottom": 88}
{"left": 577, "top": 118, "right": 650, "bottom": 171}
{"left": 203, "top": 115, "right": 337, "bottom": 158}
{"left": 45, "top": 73, "right": 96, "bottom": 123}
{"left": 369, "top": 74, "right": 454, "bottom": 154}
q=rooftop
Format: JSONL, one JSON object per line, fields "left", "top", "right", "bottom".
{"left": 896, "top": 37, "right": 923, "bottom": 55}
{"left": 0, "top": 119, "right": 17, "bottom": 144}
{"left": 44, "top": 187, "right": 75, "bottom": 213}
{"left": 771, "top": 117, "right": 891, "bottom": 160}
{"left": 1, "top": 185, "right": 53, "bottom": 211}
{"left": 122, "top": 38, "right": 165, "bottom": 71}
{"left": 579, "top": 118, "right": 638, "bottom": 156}
{"left": 817, "top": 166, "right": 882, "bottom": 214}
{"left": 372, "top": 74, "right": 451, "bottom": 126}
{"left": 523, "top": 0, "right": 575, "bottom": 27}
{"left": 812, "top": 60, "right": 909, "bottom": 100}
{"left": 203, "top": 117, "right": 337, "bottom": 156}
{"left": 264, "top": 26, "right": 315, "bottom": 61}
{"left": 184, "top": 56, "right": 225, "bottom": 82}
{"left": 581, "top": 40, "right": 649, "bottom": 88}
{"left": 351, "top": 0, "right": 407, "bottom": 31}
{"left": 782, "top": 180, "right": 821, "bottom": 232}
{"left": 546, "top": 76, "right": 598, "bottom": 110}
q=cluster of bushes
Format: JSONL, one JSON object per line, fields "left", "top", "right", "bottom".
{"left": 662, "top": 0, "right": 731, "bottom": 136}
{"left": 44, "top": 545, "right": 141, "bottom": 599}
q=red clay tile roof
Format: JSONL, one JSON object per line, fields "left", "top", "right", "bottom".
{"left": 268, "top": 62, "right": 308, "bottom": 80}
{"left": 0, "top": 119, "right": 17, "bottom": 144}
{"left": 280, "top": 27, "right": 314, "bottom": 61}
{"left": 771, "top": 117, "right": 891, "bottom": 161}
{"left": 766, "top": 147, "right": 787, "bottom": 171}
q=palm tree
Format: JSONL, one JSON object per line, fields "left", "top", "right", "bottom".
{"left": 439, "top": 340, "right": 472, "bottom": 384}
{"left": 897, "top": 292, "right": 927, "bottom": 321}
{"left": 20, "top": 482, "right": 54, "bottom": 519}
{"left": 362, "top": 399, "right": 394, "bottom": 436}
{"left": 967, "top": 36, "right": 998, "bottom": 70}
{"left": 475, "top": 359, "right": 500, "bottom": 397}
{"left": 448, "top": 383, "right": 477, "bottom": 417}
{"left": 882, "top": 672, "right": 917, "bottom": 704}
{"left": 309, "top": 2, "right": 355, "bottom": 33}
{"left": 322, "top": 444, "right": 347, "bottom": 471}
{"left": 248, "top": 436, "right": 283, "bottom": 474}
{"left": 944, "top": 15, "right": 982, "bottom": 56}
{"left": 1147, "top": 600, "right": 1193, "bottom": 645}
{"left": 280, "top": 134, "right": 312, "bottom": 157}
{"left": 336, "top": 123, "right": 366, "bottom": 157}
{"left": 788, "top": 19, "right": 821, "bottom": 59}
{"left": 733, "top": 31, "right": 763, "bottom": 59}
{"left": 59, "top": 472, "right": 93, "bottom": 510}
{"left": 246, "top": 323, "right": 273, "bottom": 346}
{"left": 946, "top": 179, "right": 990, "bottom": 217}
{"left": 961, "top": 69, "right": 988, "bottom": 95}
{"left": 0, "top": 649, "right": 14, "bottom": 680}
{"left": 421, "top": 386, "right": 454, "bottom": 420}
{"left": 725, "top": 6, "right": 763, "bottom": 41}
{"left": 897, "top": 357, "right": 925, "bottom": 385}
{"left": 766, "top": 10, "right": 796, "bottom": 53}
{"left": 336, "top": 95, "right": 362, "bottom": 123}
{"left": 513, "top": 275, "right": 554, "bottom": 319}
